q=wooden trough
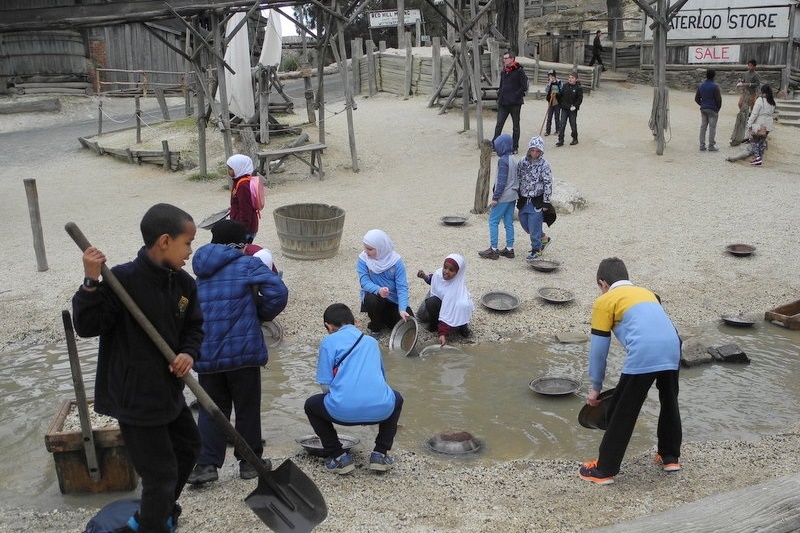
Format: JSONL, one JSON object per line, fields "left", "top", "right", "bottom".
{"left": 764, "top": 299, "right": 800, "bottom": 330}
{"left": 44, "top": 399, "right": 138, "bottom": 494}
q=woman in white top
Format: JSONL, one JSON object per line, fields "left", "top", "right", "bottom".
{"left": 746, "top": 84, "right": 776, "bottom": 166}
{"left": 416, "top": 254, "right": 475, "bottom": 346}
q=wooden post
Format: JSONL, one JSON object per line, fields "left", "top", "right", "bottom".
{"left": 301, "top": 31, "right": 316, "bottom": 124}
{"left": 259, "top": 67, "right": 270, "bottom": 145}
{"left": 23, "top": 179, "right": 48, "bottom": 272}
{"left": 446, "top": 3, "right": 455, "bottom": 45}
{"left": 415, "top": 19, "right": 421, "bottom": 47}
{"left": 135, "top": 96, "right": 142, "bottom": 143}
{"left": 473, "top": 30, "right": 483, "bottom": 148}
{"left": 97, "top": 99, "right": 102, "bottom": 136}
{"left": 154, "top": 87, "right": 170, "bottom": 120}
{"left": 316, "top": 47, "right": 326, "bottom": 145}
{"left": 472, "top": 140, "right": 493, "bottom": 214}
{"left": 366, "top": 40, "right": 378, "bottom": 95}
{"left": 490, "top": 40, "right": 500, "bottom": 85}
{"left": 431, "top": 37, "right": 441, "bottom": 97}
{"left": 403, "top": 32, "right": 413, "bottom": 98}
{"left": 335, "top": 18, "right": 359, "bottom": 172}
{"left": 162, "top": 140, "right": 171, "bottom": 171}
{"left": 195, "top": 83, "right": 207, "bottom": 176}
{"left": 212, "top": 16, "right": 233, "bottom": 158}
{"left": 517, "top": 0, "right": 525, "bottom": 57}
{"left": 397, "top": 0, "right": 405, "bottom": 49}
{"left": 352, "top": 37, "right": 363, "bottom": 95}
{"left": 379, "top": 40, "right": 386, "bottom": 53}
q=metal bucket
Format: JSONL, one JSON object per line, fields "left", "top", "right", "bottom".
{"left": 273, "top": 203, "right": 345, "bottom": 260}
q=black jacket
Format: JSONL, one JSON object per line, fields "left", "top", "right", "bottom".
{"left": 558, "top": 82, "right": 584, "bottom": 110}
{"left": 72, "top": 247, "right": 204, "bottom": 426}
{"left": 497, "top": 62, "right": 529, "bottom": 107}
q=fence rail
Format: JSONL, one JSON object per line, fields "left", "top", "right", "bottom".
{"left": 96, "top": 68, "right": 196, "bottom": 96}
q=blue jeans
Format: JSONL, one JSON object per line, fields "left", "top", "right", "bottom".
{"left": 488, "top": 200, "right": 515, "bottom": 249}
{"left": 518, "top": 200, "right": 544, "bottom": 252}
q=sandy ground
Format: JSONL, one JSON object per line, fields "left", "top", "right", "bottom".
{"left": 2, "top": 77, "right": 800, "bottom": 532}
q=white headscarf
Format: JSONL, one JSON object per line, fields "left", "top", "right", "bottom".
{"left": 430, "top": 254, "right": 474, "bottom": 327}
{"left": 226, "top": 154, "right": 254, "bottom": 178}
{"left": 359, "top": 229, "right": 401, "bottom": 274}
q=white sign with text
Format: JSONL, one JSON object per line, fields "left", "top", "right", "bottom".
{"left": 644, "top": 0, "right": 793, "bottom": 40}
{"left": 368, "top": 9, "right": 422, "bottom": 29}
{"left": 687, "top": 44, "right": 741, "bottom": 64}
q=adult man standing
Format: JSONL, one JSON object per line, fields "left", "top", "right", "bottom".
{"left": 694, "top": 69, "right": 722, "bottom": 152}
{"left": 588, "top": 30, "right": 606, "bottom": 71}
{"left": 493, "top": 50, "right": 529, "bottom": 154}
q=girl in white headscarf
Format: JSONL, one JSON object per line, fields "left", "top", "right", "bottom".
{"left": 227, "top": 154, "right": 258, "bottom": 242}
{"left": 357, "top": 229, "right": 413, "bottom": 333}
{"left": 416, "top": 254, "right": 475, "bottom": 346}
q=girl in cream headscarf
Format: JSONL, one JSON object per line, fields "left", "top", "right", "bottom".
{"left": 357, "top": 229, "right": 414, "bottom": 334}
{"left": 226, "top": 154, "right": 258, "bottom": 242}
{"left": 416, "top": 254, "right": 475, "bottom": 346}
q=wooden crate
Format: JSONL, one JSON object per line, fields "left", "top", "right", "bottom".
{"left": 764, "top": 300, "right": 800, "bottom": 330}
{"left": 44, "top": 399, "right": 138, "bottom": 494}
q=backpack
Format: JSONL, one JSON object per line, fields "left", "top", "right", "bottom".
{"left": 236, "top": 174, "right": 266, "bottom": 213}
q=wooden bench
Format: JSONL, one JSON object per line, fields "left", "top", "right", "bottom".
{"left": 256, "top": 143, "right": 326, "bottom": 180}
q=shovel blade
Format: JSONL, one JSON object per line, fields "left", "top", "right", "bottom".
{"left": 245, "top": 459, "right": 327, "bottom": 533}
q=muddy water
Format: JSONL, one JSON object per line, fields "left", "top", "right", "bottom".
{"left": 1, "top": 321, "right": 798, "bottom": 510}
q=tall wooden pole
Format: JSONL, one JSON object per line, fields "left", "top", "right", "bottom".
{"left": 212, "top": 15, "right": 233, "bottom": 158}
{"left": 24, "top": 179, "right": 48, "bottom": 272}
{"left": 335, "top": 12, "right": 359, "bottom": 171}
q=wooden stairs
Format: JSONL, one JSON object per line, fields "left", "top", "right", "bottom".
{"left": 776, "top": 98, "right": 800, "bottom": 128}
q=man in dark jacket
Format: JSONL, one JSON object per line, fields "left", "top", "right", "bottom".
{"left": 695, "top": 69, "right": 722, "bottom": 152}
{"left": 187, "top": 220, "right": 288, "bottom": 485}
{"left": 556, "top": 72, "right": 584, "bottom": 146}
{"left": 589, "top": 30, "right": 605, "bottom": 71}
{"left": 493, "top": 50, "right": 529, "bottom": 154}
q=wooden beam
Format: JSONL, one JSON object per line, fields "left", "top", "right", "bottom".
{"left": 0, "top": 0, "right": 264, "bottom": 32}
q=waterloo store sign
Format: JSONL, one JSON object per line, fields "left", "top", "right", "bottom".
{"left": 644, "top": 0, "right": 793, "bottom": 40}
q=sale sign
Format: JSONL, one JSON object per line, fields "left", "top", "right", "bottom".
{"left": 687, "top": 45, "right": 740, "bottom": 64}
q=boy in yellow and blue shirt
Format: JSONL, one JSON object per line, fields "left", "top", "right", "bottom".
{"left": 579, "top": 257, "right": 682, "bottom": 485}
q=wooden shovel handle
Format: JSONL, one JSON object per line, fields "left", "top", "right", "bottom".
{"left": 64, "top": 222, "right": 295, "bottom": 508}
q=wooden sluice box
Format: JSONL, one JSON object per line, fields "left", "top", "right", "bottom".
{"left": 764, "top": 300, "right": 800, "bottom": 330}
{"left": 44, "top": 399, "right": 138, "bottom": 494}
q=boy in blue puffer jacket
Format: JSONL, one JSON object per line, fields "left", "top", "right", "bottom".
{"left": 187, "top": 220, "right": 288, "bottom": 484}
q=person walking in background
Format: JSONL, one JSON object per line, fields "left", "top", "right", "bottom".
{"left": 695, "top": 69, "right": 722, "bottom": 152}
{"left": 745, "top": 84, "right": 776, "bottom": 167}
{"left": 730, "top": 59, "right": 760, "bottom": 146}
{"left": 493, "top": 50, "right": 529, "bottom": 154}
{"left": 416, "top": 254, "right": 475, "bottom": 346}
{"left": 227, "top": 154, "right": 259, "bottom": 243}
{"left": 304, "top": 303, "right": 404, "bottom": 474}
{"left": 357, "top": 229, "right": 413, "bottom": 334}
{"left": 478, "top": 133, "right": 518, "bottom": 260}
{"left": 578, "top": 257, "right": 682, "bottom": 485}
{"left": 543, "top": 69, "right": 563, "bottom": 136}
{"left": 556, "top": 72, "right": 583, "bottom": 147}
{"left": 516, "top": 136, "right": 554, "bottom": 261}
{"left": 188, "top": 220, "right": 288, "bottom": 486}
{"left": 588, "top": 30, "right": 606, "bottom": 71}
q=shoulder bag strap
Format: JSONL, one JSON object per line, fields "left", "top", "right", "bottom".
{"left": 332, "top": 333, "right": 365, "bottom": 376}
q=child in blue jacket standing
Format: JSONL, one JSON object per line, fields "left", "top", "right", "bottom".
{"left": 479, "top": 133, "right": 518, "bottom": 260}
{"left": 187, "top": 220, "right": 288, "bottom": 484}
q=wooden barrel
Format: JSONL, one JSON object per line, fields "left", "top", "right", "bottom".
{"left": 273, "top": 203, "right": 346, "bottom": 260}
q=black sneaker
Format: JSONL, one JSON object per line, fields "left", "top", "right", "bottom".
{"left": 654, "top": 453, "right": 681, "bottom": 472}
{"left": 187, "top": 464, "right": 218, "bottom": 485}
{"left": 367, "top": 321, "right": 382, "bottom": 333}
{"left": 499, "top": 247, "right": 515, "bottom": 259}
{"left": 478, "top": 247, "right": 500, "bottom": 260}
{"left": 570, "top": 139, "right": 578, "bottom": 145}
{"left": 578, "top": 460, "right": 614, "bottom": 485}
{"left": 240, "top": 458, "right": 271, "bottom": 480}
{"left": 458, "top": 325, "right": 473, "bottom": 338}
{"left": 555, "top": 141, "right": 564, "bottom": 147}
